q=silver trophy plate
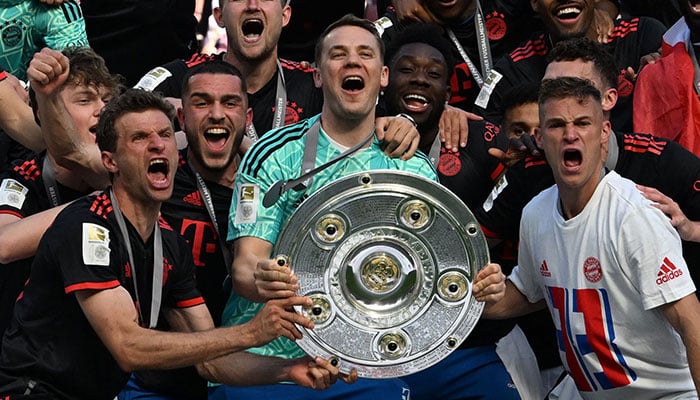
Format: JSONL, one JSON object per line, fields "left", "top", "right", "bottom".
{"left": 273, "top": 170, "right": 489, "bottom": 378}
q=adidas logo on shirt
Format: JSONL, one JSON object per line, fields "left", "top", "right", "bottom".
{"left": 656, "top": 257, "right": 684, "bottom": 285}
{"left": 540, "top": 260, "right": 551, "bottom": 277}
{"left": 183, "top": 191, "right": 203, "bottom": 207}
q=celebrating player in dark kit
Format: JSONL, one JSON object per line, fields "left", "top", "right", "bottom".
{"left": 0, "top": 89, "right": 354, "bottom": 400}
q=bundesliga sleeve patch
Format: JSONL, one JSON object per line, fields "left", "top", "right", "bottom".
{"left": 133, "top": 66, "right": 172, "bottom": 91}
{"left": 474, "top": 70, "right": 503, "bottom": 109}
{"left": 82, "top": 223, "right": 111, "bottom": 266}
{"left": 0, "top": 179, "right": 29, "bottom": 209}
{"left": 234, "top": 183, "right": 259, "bottom": 225}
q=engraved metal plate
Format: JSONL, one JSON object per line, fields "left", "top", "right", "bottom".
{"left": 274, "top": 170, "right": 489, "bottom": 378}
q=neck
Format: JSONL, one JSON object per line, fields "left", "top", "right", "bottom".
{"left": 187, "top": 151, "right": 239, "bottom": 189}
{"left": 223, "top": 51, "right": 279, "bottom": 94}
{"left": 48, "top": 153, "right": 91, "bottom": 192}
{"left": 111, "top": 183, "right": 160, "bottom": 241}
{"left": 557, "top": 167, "right": 605, "bottom": 220}
{"left": 319, "top": 110, "right": 376, "bottom": 148}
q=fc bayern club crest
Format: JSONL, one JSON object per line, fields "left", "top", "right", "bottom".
{"left": 583, "top": 257, "right": 603, "bottom": 283}
{"left": 438, "top": 150, "right": 462, "bottom": 177}
{"left": 485, "top": 12, "right": 507, "bottom": 41}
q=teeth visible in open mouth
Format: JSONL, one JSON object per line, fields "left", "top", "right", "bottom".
{"left": 342, "top": 76, "right": 364, "bottom": 90}
{"left": 148, "top": 159, "right": 169, "bottom": 175}
{"left": 557, "top": 7, "right": 581, "bottom": 18}
{"left": 205, "top": 128, "right": 228, "bottom": 135}
{"left": 242, "top": 19, "right": 263, "bottom": 37}
{"left": 403, "top": 94, "right": 428, "bottom": 104}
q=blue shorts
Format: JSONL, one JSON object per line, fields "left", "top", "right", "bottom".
{"left": 117, "top": 374, "right": 209, "bottom": 400}
{"left": 208, "top": 377, "right": 410, "bottom": 400}
{"left": 402, "top": 345, "right": 520, "bottom": 400}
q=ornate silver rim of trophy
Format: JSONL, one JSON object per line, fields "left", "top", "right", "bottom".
{"left": 274, "top": 170, "right": 489, "bottom": 378}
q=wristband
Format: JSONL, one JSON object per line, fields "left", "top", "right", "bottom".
{"left": 396, "top": 112, "right": 417, "bottom": 128}
{"left": 0, "top": 70, "right": 7, "bottom": 82}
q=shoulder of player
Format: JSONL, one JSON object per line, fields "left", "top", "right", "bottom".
{"left": 279, "top": 58, "right": 315, "bottom": 74}
{"left": 279, "top": 58, "right": 319, "bottom": 94}
{"left": 239, "top": 118, "right": 315, "bottom": 177}
{"left": 601, "top": 171, "right": 653, "bottom": 212}
{"left": 5, "top": 154, "right": 45, "bottom": 184}
{"left": 507, "top": 32, "right": 550, "bottom": 64}
{"left": 522, "top": 183, "right": 557, "bottom": 215}
{"left": 608, "top": 16, "right": 665, "bottom": 43}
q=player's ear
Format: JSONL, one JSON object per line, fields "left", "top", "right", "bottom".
{"left": 101, "top": 151, "right": 118, "bottom": 175}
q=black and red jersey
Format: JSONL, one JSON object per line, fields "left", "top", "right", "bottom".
{"left": 473, "top": 16, "right": 666, "bottom": 131}
{"left": 139, "top": 53, "right": 324, "bottom": 137}
{"left": 0, "top": 153, "right": 87, "bottom": 217}
{"left": 437, "top": 119, "right": 507, "bottom": 212}
{"left": 429, "top": 119, "right": 516, "bottom": 348}
{"left": 162, "top": 149, "right": 232, "bottom": 326}
{"left": 0, "top": 153, "right": 88, "bottom": 349}
{"left": 381, "top": 0, "right": 544, "bottom": 111}
{"left": 132, "top": 149, "right": 233, "bottom": 399}
{"left": 0, "top": 191, "right": 203, "bottom": 400}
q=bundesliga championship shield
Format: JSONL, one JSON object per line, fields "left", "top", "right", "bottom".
{"left": 273, "top": 170, "right": 489, "bottom": 378}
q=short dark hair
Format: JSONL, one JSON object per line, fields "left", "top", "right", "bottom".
{"left": 539, "top": 77, "right": 602, "bottom": 108}
{"left": 181, "top": 59, "right": 248, "bottom": 98}
{"left": 502, "top": 82, "right": 540, "bottom": 115}
{"left": 96, "top": 89, "right": 175, "bottom": 153}
{"left": 29, "top": 46, "right": 123, "bottom": 125}
{"left": 547, "top": 38, "right": 619, "bottom": 91}
{"left": 314, "top": 14, "right": 385, "bottom": 65}
{"left": 384, "top": 23, "right": 456, "bottom": 84}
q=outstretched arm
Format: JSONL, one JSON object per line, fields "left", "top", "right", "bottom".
{"left": 27, "top": 48, "right": 109, "bottom": 189}
{"left": 75, "top": 285, "right": 313, "bottom": 372}
{"left": 0, "top": 204, "right": 71, "bottom": 264}
{"left": 473, "top": 263, "right": 545, "bottom": 319}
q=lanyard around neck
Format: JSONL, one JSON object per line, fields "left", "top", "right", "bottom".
{"left": 262, "top": 119, "right": 374, "bottom": 207}
{"left": 110, "top": 188, "right": 163, "bottom": 329}
{"left": 188, "top": 160, "right": 233, "bottom": 270}
{"left": 447, "top": 0, "right": 492, "bottom": 87}
{"left": 246, "top": 60, "right": 287, "bottom": 141}
{"left": 42, "top": 157, "right": 61, "bottom": 207}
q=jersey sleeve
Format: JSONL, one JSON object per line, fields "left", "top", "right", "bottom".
{"left": 134, "top": 53, "right": 216, "bottom": 96}
{"left": 227, "top": 168, "right": 286, "bottom": 246}
{"left": 508, "top": 193, "right": 553, "bottom": 303}
{"left": 0, "top": 168, "right": 43, "bottom": 219}
{"left": 44, "top": 208, "right": 123, "bottom": 294}
{"left": 39, "top": 1, "right": 90, "bottom": 50}
{"left": 134, "top": 58, "right": 188, "bottom": 96}
{"left": 616, "top": 202, "right": 696, "bottom": 310}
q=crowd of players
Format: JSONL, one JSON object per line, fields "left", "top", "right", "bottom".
{"left": 0, "top": 0, "right": 699, "bottom": 399}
